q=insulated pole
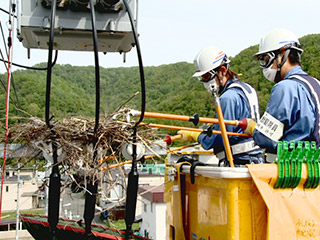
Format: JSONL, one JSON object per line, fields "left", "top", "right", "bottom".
{"left": 212, "top": 90, "right": 234, "bottom": 167}
{"left": 131, "top": 110, "right": 239, "bottom": 126}
{"left": 142, "top": 123, "right": 250, "bottom": 138}
{"left": 16, "top": 163, "right": 20, "bottom": 240}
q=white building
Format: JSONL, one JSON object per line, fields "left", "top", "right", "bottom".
{"left": 100, "top": 164, "right": 165, "bottom": 220}
{"left": 138, "top": 185, "right": 165, "bottom": 240}
{"left": 0, "top": 167, "right": 39, "bottom": 212}
{"left": 136, "top": 172, "right": 164, "bottom": 218}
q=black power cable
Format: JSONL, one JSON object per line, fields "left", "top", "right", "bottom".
{"left": 45, "top": 0, "right": 57, "bottom": 127}
{"left": 45, "top": 1, "right": 61, "bottom": 239}
{"left": 0, "top": 17, "right": 58, "bottom": 116}
{"left": 0, "top": 77, "right": 18, "bottom": 109}
{"left": 83, "top": 0, "right": 100, "bottom": 237}
{"left": 0, "top": 39, "right": 58, "bottom": 117}
{"left": 0, "top": 20, "right": 22, "bottom": 112}
{"left": 1, "top": 15, "right": 59, "bottom": 71}
{"left": 0, "top": 7, "right": 17, "bottom": 19}
{"left": 122, "top": 0, "right": 146, "bottom": 239}
{"left": 0, "top": 47, "right": 20, "bottom": 111}
{"left": 90, "top": 3, "right": 101, "bottom": 132}
{"left": 0, "top": 22, "right": 9, "bottom": 57}
{"left": 0, "top": 39, "right": 58, "bottom": 115}
{"left": 0, "top": 50, "right": 58, "bottom": 70}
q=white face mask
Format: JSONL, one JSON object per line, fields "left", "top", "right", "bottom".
{"left": 202, "top": 79, "right": 217, "bottom": 93}
{"left": 263, "top": 65, "right": 277, "bottom": 82}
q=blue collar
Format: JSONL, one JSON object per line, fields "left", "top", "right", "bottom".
{"left": 220, "top": 77, "right": 238, "bottom": 94}
{"left": 284, "top": 66, "right": 307, "bottom": 79}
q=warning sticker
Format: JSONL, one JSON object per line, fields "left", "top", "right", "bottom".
{"left": 256, "top": 112, "right": 284, "bottom": 142}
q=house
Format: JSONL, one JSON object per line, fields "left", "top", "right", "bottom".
{"left": 0, "top": 167, "right": 39, "bottom": 212}
{"left": 138, "top": 185, "right": 165, "bottom": 239}
{"left": 100, "top": 164, "right": 165, "bottom": 219}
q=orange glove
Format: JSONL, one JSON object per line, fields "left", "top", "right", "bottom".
{"left": 177, "top": 130, "right": 201, "bottom": 142}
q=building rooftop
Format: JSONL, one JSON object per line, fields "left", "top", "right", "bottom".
{"left": 138, "top": 185, "right": 164, "bottom": 203}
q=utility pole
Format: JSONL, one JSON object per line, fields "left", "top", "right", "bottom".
{"left": 44, "top": 161, "right": 50, "bottom": 216}
{"left": 16, "top": 163, "right": 20, "bottom": 240}
{"left": 35, "top": 165, "right": 38, "bottom": 189}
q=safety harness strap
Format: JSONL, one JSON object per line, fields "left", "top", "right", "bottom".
{"left": 288, "top": 74, "right": 320, "bottom": 147}
{"left": 216, "top": 140, "right": 260, "bottom": 160}
{"left": 227, "top": 82, "right": 260, "bottom": 121}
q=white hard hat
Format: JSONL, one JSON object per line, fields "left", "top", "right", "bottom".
{"left": 253, "top": 28, "right": 303, "bottom": 59}
{"left": 192, "top": 46, "right": 230, "bottom": 78}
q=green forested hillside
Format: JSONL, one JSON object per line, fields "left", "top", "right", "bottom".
{"left": 231, "top": 34, "right": 320, "bottom": 114}
{"left": 1, "top": 34, "right": 320, "bottom": 124}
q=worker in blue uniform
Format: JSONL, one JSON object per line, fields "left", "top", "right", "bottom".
{"left": 178, "top": 46, "right": 264, "bottom": 166}
{"left": 241, "top": 29, "right": 320, "bottom": 159}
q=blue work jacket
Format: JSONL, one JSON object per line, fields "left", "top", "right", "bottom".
{"left": 198, "top": 78, "right": 263, "bottom": 162}
{"left": 253, "top": 66, "right": 317, "bottom": 152}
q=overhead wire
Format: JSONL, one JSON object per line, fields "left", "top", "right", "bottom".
{"left": 0, "top": 7, "right": 17, "bottom": 18}
{"left": 0, "top": 50, "right": 59, "bottom": 70}
{"left": 0, "top": 77, "right": 17, "bottom": 109}
{"left": 0, "top": 48, "right": 16, "bottom": 107}
{"left": 0, "top": 49, "right": 8, "bottom": 69}
{"left": 0, "top": 21, "right": 9, "bottom": 57}
{"left": 0, "top": 6, "right": 59, "bottom": 118}
{"left": 0, "top": 8, "right": 59, "bottom": 71}
{"left": 0, "top": 19, "right": 21, "bottom": 111}
{"left": 0, "top": 51, "right": 58, "bottom": 115}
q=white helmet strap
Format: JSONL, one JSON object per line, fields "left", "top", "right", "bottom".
{"left": 208, "top": 59, "right": 230, "bottom": 87}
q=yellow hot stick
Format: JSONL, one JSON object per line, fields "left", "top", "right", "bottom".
{"left": 169, "top": 134, "right": 183, "bottom": 141}
{"left": 99, "top": 133, "right": 190, "bottom": 164}
{"left": 103, "top": 160, "right": 132, "bottom": 170}
{"left": 213, "top": 93, "right": 235, "bottom": 168}
{"left": 101, "top": 121, "right": 244, "bottom": 167}
{"left": 98, "top": 155, "right": 116, "bottom": 163}
{"left": 102, "top": 143, "right": 197, "bottom": 170}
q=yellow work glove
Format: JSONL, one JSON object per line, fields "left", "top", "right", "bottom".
{"left": 239, "top": 118, "right": 257, "bottom": 135}
{"left": 178, "top": 130, "right": 201, "bottom": 142}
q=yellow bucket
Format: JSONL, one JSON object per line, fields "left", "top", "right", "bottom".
{"left": 165, "top": 165, "right": 267, "bottom": 240}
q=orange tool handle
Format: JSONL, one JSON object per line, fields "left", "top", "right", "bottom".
{"left": 133, "top": 111, "right": 239, "bottom": 126}
{"left": 215, "top": 104, "right": 234, "bottom": 167}
{"left": 163, "top": 134, "right": 183, "bottom": 145}
{"left": 142, "top": 123, "right": 250, "bottom": 138}
{"left": 212, "top": 91, "right": 235, "bottom": 167}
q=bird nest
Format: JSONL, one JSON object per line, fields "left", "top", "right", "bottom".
{"left": 4, "top": 108, "right": 163, "bottom": 183}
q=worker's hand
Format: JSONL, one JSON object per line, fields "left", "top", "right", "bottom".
{"left": 177, "top": 130, "right": 201, "bottom": 142}
{"left": 239, "top": 118, "right": 257, "bottom": 135}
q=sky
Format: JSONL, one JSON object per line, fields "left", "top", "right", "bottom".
{"left": 0, "top": 0, "right": 319, "bottom": 74}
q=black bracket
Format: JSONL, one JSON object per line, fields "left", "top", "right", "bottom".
{"left": 189, "top": 113, "right": 199, "bottom": 126}
{"left": 202, "top": 125, "right": 213, "bottom": 137}
{"left": 190, "top": 161, "right": 206, "bottom": 184}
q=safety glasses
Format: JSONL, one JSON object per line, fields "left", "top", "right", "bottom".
{"left": 258, "top": 52, "right": 276, "bottom": 68}
{"left": 199, "top": 70, "right": 217, "bottom": 82}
